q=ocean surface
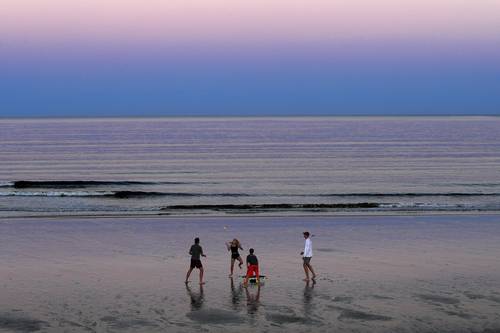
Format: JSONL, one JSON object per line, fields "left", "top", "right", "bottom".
{"left": 1, "top": 116, "right": 499, "bottom": 217}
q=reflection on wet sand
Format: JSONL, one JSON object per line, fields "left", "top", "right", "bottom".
{"left": 245, "top": 284, "right": 261, "bottom": 316}
{"left": 303, "top": 279, "right": 316, "bottom": 318}
{"left": 230, "top": 277, "right": 244, "bottom": 309}
{"left": 186, "top": 284, "right": 204, "bottom": 311}
{"left": 3, "top": 215, "right": 500, "bottom": 332}
{"left": 186, "top": 282, "right": 247, "bottom": 325}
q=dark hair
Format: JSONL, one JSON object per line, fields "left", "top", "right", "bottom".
{"left": 249, "top": 248, "right": 254, "bottom": 254}
{"left": 303, "top": 231, "right": 310, "bottom": 237}
{"left": 194, "top": 237, "right": 200, "bottom": 244}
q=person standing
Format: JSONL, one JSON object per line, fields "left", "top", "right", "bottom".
{"left": 185, "top": 237, "right": 206, "bottom": 285}
{"left": 226, "top": 238, "right": 244, "bottom": 277}
{"left": 301, "top": 231, "right": 316, "bottom": 281}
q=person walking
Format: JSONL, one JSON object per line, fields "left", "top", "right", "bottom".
{"left": 185, "top": 237, "right": 206, "bottom": 285}
{"left": 301, "top": 231, "right": 316, "bottom": 281}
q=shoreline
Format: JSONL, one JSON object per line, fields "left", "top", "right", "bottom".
{"left": 2, "top": 210, "right": 500, "bottom": 221}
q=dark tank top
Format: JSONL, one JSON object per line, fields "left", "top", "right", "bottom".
{"left": 231, "top": 245, "right": 239, "bottom": 255}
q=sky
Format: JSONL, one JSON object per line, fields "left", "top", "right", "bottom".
{"left": 1, "top": 0, "right": 499, "bottom": 117}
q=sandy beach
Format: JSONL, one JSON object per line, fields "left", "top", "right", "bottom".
{"left": 1, "top": 214, "right": 500, "bottom": 332}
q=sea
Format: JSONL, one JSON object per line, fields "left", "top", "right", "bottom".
{"left": 1, "top": 116, "right": 499, "bottom": 218}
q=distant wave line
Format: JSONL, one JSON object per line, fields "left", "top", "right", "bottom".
{"left": 316, "top": 192, "right": 500, "bottom": 197}
{"left": 161, "top": 203, "right": 380, "bottom": 210}
{"left": 2, "top": 203, "right": 499, "bottom": 215}
{"left": 160, "top": 202, "right": 499, "bottom": 212}
{"left": 1, "top": 190, "right": 500, "bottom": 198}
{"left": 0, "top": 191, "right": 250, "bottom": 198}
{"left": 109, "top": 191, "right": 250, "bottom": 198}
{"left": 2, "top": 180, "right": 190, "bottom": 188}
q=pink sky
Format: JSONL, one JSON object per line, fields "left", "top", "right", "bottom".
{"left": 2, "top": 0, "right": 500, "bottom": 45}
{"left": 1, "top": 1, "right": 499, "bottom": 116}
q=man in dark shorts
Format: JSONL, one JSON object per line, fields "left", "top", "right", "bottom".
{"left": 185, "top": 237, "right": 206, "bottom": 285}
{"left": 300, "top": 231, "right": 316, "bottom": 281}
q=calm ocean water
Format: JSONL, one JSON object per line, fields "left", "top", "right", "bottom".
{"left": 1, "top": 116, "right": 499, "bottom": 217}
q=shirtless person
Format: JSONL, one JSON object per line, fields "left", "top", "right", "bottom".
{"left": 185, "top": 237, "right": 206, "bottom": 285}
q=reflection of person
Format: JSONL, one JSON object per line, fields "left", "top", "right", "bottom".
{"left": 226, "top": 239, "right": 244, "bottom": 277}
{"left": 185, "top": 237, "right": 206, "bottom": 285}
{"left": 245, "top": 284, "right": 261, "bottom": 315}
{"left": 303, "top": 279, "right": 316, "bottom": 317}
{"left": 229, "top": 277, "right": 243, "bottom": 309}
{"left": 300, "top": 231, "right": 316, "bottom": 281}
{"left": 243, "top": 248, "right": 260, "bottom": 287}
{"left": 186, "top": 283, "right": 204, "bottom": 310}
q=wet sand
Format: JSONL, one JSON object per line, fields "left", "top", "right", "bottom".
{"left": 1, "top": 215, "right": 500, "bottom": 332}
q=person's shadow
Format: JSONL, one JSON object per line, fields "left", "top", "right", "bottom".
{"left": 186, "top": 283, "right": 204, "bottom": 311}
{"left": 245, "top": 284, "right": 261, "bottom": 317}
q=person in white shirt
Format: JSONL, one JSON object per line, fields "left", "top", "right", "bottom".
{"left": 300, "top": 231, "right": 316, "bottom": 281}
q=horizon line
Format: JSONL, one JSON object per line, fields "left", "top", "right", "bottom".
{"left": 1, "top": 114, "right": 499, "bottom": 120}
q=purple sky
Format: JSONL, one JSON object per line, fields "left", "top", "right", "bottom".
{"left": 1, "top": 0, "right": 499, "bottom": 116}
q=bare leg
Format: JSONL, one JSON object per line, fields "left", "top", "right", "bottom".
{"left": 237, "top": 257, "right": 243, "bottom": 269}
{"left": 185, "top": 267, "right": 194, "bottom": 283}
{"left": 303, "top": 263, "right": 310, "bottom": 281}
{"left": 230, "top": 258, "right": 235, "bottom": 276}
{"left": 307, "top": 263, "right": 316, "bottom": 279}
{"left": 243, "top": 267, "right": 249, "bottom": 287}
{"left": 199, "top": 267, "right": 205, "bottom": 285}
